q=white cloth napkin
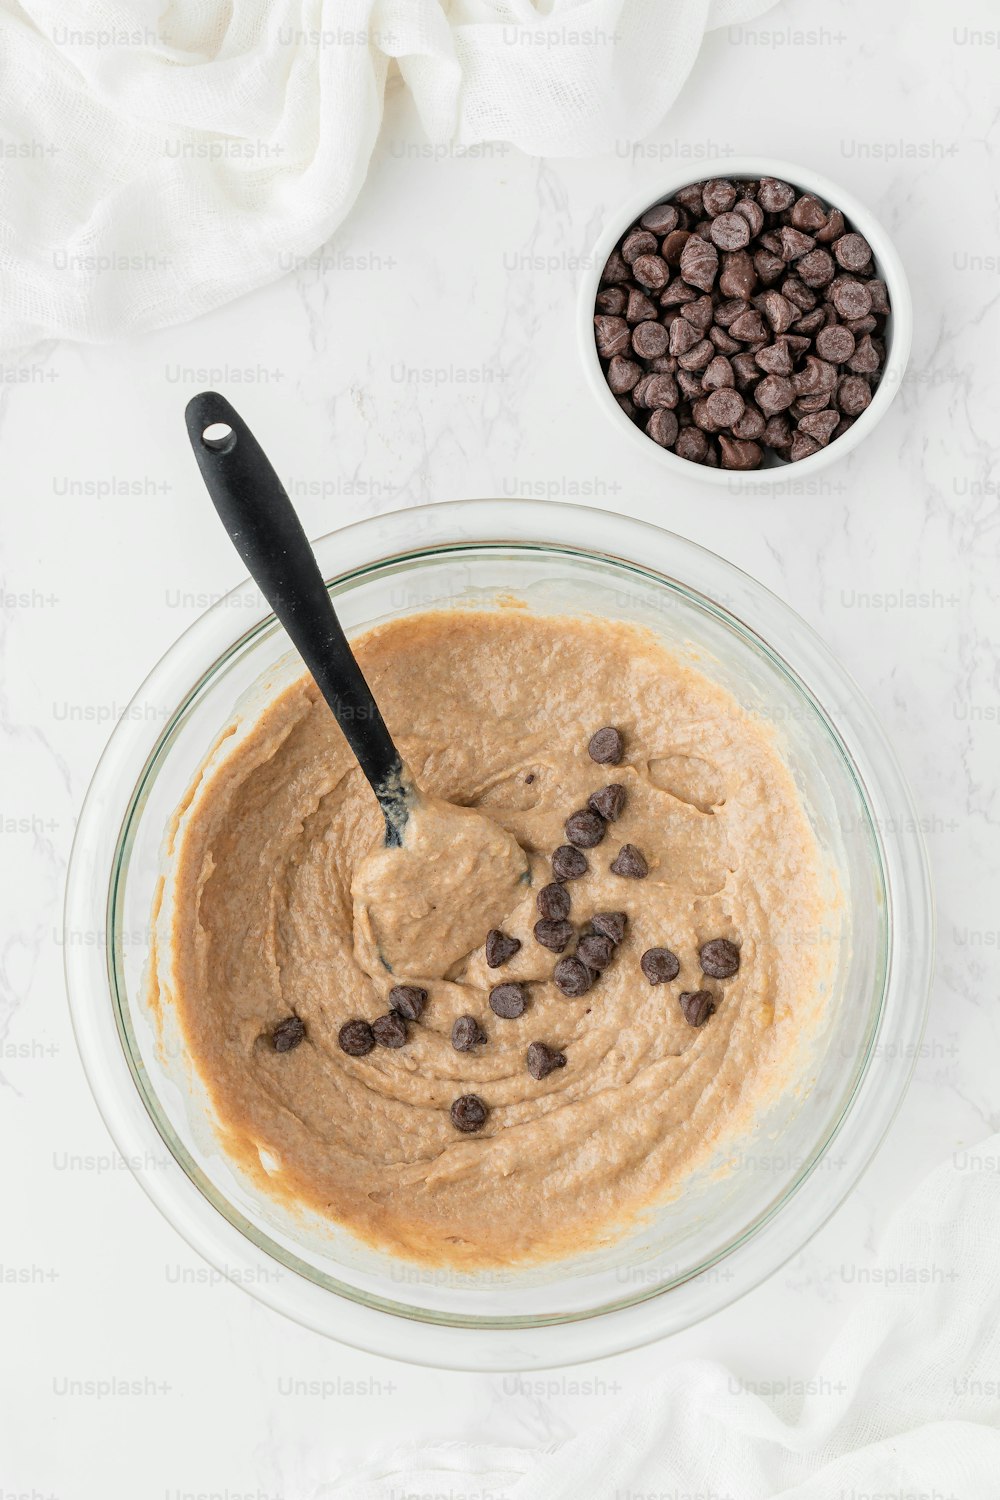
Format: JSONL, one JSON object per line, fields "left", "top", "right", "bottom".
{"left": 323, "top": 1134, "right": 1000, "bottom": 1498}
{"left": 0, "top": 0, "right": 776, "bottom": 351}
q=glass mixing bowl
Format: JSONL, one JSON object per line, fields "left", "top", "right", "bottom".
{"left": 65, "top": 500, "right": 932, "bottom": 1369}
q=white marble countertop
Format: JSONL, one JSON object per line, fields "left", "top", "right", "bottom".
{"left": 2, "top": 0, "right": 998, "bottom": 1490}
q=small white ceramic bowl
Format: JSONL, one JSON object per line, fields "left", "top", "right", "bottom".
{"left": 578, "top": 156, "right": 912, "bottom": 489}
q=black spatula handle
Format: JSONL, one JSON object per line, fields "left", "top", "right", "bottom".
{"left": 185, "top": 391, "right": 407, "bottom": 843}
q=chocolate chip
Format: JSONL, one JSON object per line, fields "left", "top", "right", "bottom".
{"left": 705, "top": 388, "right": 745, "bottom": 429}
{"left": 591, "top": 910, "right": 628, "bottom": 945}
{"left": 537, "top": 882, "right": 571, "bottom": 921}
{"left": 798, "top": 409, "right": 840, "bottom": 446}
{"left": 710, "top": 212, "right": 751, "bottom": 251}
{"left": 633, "top": 372, "right": 679, "bottom": 410}
{"left": 272, "top": 1016, "right": 306, "bottom": 1052}
{"left": 621, "top": 229, "right": 658, "bottom": 264}
{"left": 797, "top": 249, "right": 835, "bottom": 288}
{"left": 662, "top": 229, "right": 691, "bottom": 267}
{"left": 632, "top": 254, "right": 670, "bottom": 291}
{"left": 596, "top": 287, "right": 627, "bottom": 316}
{"left": 534, "top": 919, "right": 574, "bottom": 953}
{"left": 719, "top": 435, "right": 762, "bottom": 470}
{"left": 451, "top": 1015, "right": 486, "bottom": 1052}
{"left": 626, "top": 287, "right": 659, "bottom": 323}
{"left": 789, "top": 432, "right": 821, "bottom": 462}
{"left": 680, "top": 236, "right": 719, "bottom": 293}
{"left": 588, "top": 726, "right": 624, "bottom": 764}
{"left": 834, "top": 232, "right": 872, "bottom": 272}
{"left": 577, "top": 933, "right": 615, "bottom": 971}
{"left": 588, "top": 783, "right": 626, "bottom": 821}
{"left": 838, "top": 374, "right": 872, "bottom": 416}
{"left": 780, "top": 227, "right": 815, "bottom": 262}
{"left": 790, "top": 194, "right": 828, "bottom": 232}
{"left": 815, "top": 324, "right": 856, "bottom": 364}
{"left": 669, "top": 317, "right": 701, "bottom": 356}
{"left": 338, "top": 1019, "right": 374, "bottom": 1056}
{"left": 719, "top": 250, "right": 756, "bottom": 300}
{"left": 489, "top": 983, "right": 527, "bottom": 1019}
{"left": 607, "top": 356, "right": 641, "bottom": 395}
{"left": 677, "top": 338, "right": 714, "bottom": 372}
{"left": 755, "top": 374, "right": 795, "bottom": 416}
{"left": 451, "top": 1094, "right": 488, "bottom": 1132}
{"left": 703, "top": 354, "right": 735, "bottom": 390}
{"left": 675, "top": 427, "right": 709, "bottom": 463}
{"left": 372, "top": 1012, "right": 408, "bottom": 1048}
{"left": 640, "top": 947, "right": 680, "bottom": 984}
{"left": 553, "top": 957, "right": 594, "bottom": 997}
{"left": 640, "top": 202, "right": 679, "bottom": 235}
{"left": 526, "top": 1041, "right": 567, "bottom": 1080}
{"left": 731, "top": 403, "right": 766, "bottom": 441}
{"left": 601, "top": 249, "right": 630, "bottom": 284}
{"left": 815, "top": 207, "right": 846, "bottom": 244}
{"left": 681, "top": 293, "right": 715, "bottom": 331}
{"left": 632, "top": 321, "right": 669, "bottom": 359}
{"left": 702, "top": 178, "right": 737, "bottom": 216}
{"left": 610, "top": 843, "right": 648, "bottom": 879}
{"left": 552, "top": 844, "right": 588, "bottom": 881}
{"left": 699, "top": 938, "right": 741, "bottom": 978}
{"left": 847, "top": 333, "right": 880, "bottom": 375}
{"left": 389, "top": 985, "right": 427, "bottom": 1021}
{"left": 565, "top": 808, "right": 607, "bottom": 848}
{"left": 679, "top": 990, "right": 716, "bottom": 1027}
{"left": 594, "top": 315, "right": 631, "bottom": 358}
{"left": 757, "top": 177, "right": 795, "bottom": 213}
{"left": 729, "top": 308, "right": 768, "bottom": 343}
{"left": 831, "top": 279, "right": 872, "bottom": 320}
{"left": 485, "top": 929, "right": 521, "bottom": 968}
{"left": 646, "top": 409, "right": 679, "bottom": 448}
{"left": 730, "top": 195, "right": 762, "bottom": 240}
{"left": 755, "top": 340, "right": 793, "bottom": 377}
{"left": 754, "top": 249, "right": 785, "bottom": 286}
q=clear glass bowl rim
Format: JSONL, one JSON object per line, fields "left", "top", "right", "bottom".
{"left": 64, "top": 499, "right": 933, "bottom": 1370}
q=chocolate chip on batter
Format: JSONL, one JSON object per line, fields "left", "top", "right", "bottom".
{"left": 578, "top": 932, "right": 615, "bottom": 971}
{"left": 679, "top": 990, "right": 717, "bottom": 1027}
{"left": 451, "top": 1014, "right": 487, "bottom": 1052}
{"left": 389, "top": 985, "right": 427, "bottom": 1021}
{"left": 565, "top": 808, "right": 607, "bottom": 849}
{"left": 372, "top": 1012, "right": 408, "bottom": 1048}
{"left": 552, "top": 844, "right": 589, "bottom": 881}
{"left": 526, "top": 1041, "right": 567, "bottom": 1081}
{"left": 485, "top": 928, "right": 521, "bottom": 968}
{"left": 271, "top": 1015, "right": 306, "bottom": 1053}
{"left": 699, "top": 938, "right": 741, "bottom": 979}
{"left": 534, "top": 919, "right": 574, "bottom": 953}
{"left": 553, "top": 956, "right": 594, "bottom": 997}
{"left": 451, "top": 1094, "right": 488, "bottom": 1132}
{"left": 537, "top": 882, "right": 571, "bottom": 921}
{"left": 588, "top": 783, "right": 626, "bottom": 822}
{"left": 640, "top": 947, "right": 680, "bottom": 985}
{"left": 489, "top": 982, "right": 527, "bottom": 1019}
{"left": 591, "top": 910, "right": 628, "bottom": 945}
{"left": 610, "top": 843, "right": 648, "bottom": 879}
{"left": 588, "top": 726, "right": 624, "bottom": 765}
{"left": 338, "top": 1019, "right": 375, "bottom": 1056}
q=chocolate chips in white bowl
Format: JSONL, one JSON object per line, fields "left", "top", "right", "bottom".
{"left": 594, "top": 176, "right": 890, "bottom": 470}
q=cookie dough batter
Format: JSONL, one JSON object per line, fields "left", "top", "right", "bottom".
{"left": 159, "top": 610, "right": 830, "bottom": 1268}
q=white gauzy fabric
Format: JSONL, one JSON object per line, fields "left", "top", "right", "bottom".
{"left": 0, "top": 0, "right": 778, "bottom": 350}
{"left": 321, "top": 1136, "right": 1000, "bottom": 1499}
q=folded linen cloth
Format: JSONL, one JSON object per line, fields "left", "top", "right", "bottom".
{"left": 0, "top": 0, "right": 777, "bottom": 349}
{"left": 321, "top": 1133, "right": 1000, "bottom": 1498}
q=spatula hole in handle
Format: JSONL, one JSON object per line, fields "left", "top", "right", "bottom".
{"left": 201, "top": 422, "right": 236, "bottom": 454}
